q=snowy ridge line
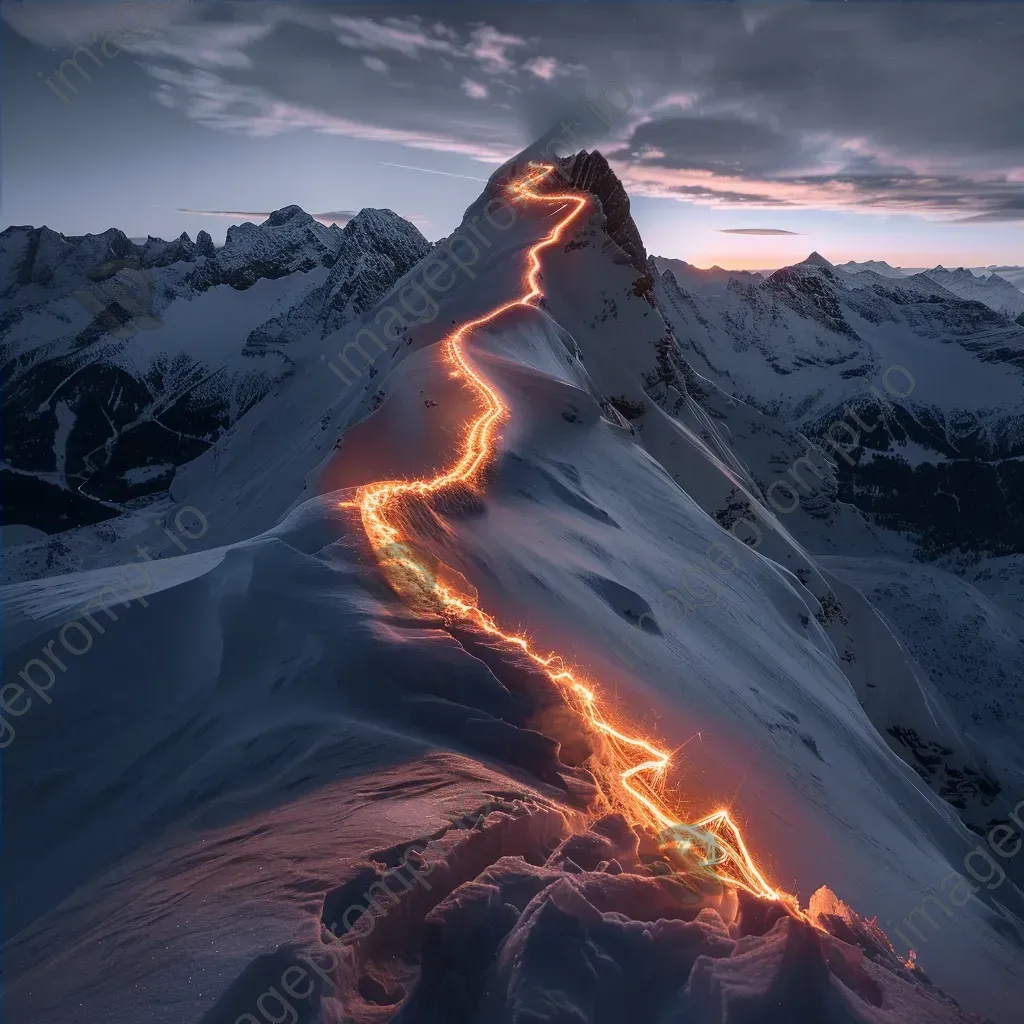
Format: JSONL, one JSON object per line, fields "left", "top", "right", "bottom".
{"left": 348, "top": 162, "right": 798, "bottom": 910}
{"left": 0, "top": 503, "right": 209, "bottom": 750}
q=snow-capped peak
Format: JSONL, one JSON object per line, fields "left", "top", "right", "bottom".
{"left": 836, "top": 259, "right": 907, "bottom": 279}
{"left": 800, "top": 251, "right": 835, "bottom": 269}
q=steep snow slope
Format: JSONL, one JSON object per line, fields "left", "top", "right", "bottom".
{"left": 823, "top": 554, "right": 1024, "bottom": 825}
{"left": 0, "top": 208, "right": 430, "bottom": 553}
{"left": 2, "top": 155, "right": 1021, "bottom": 1024}
{"left": 652, "top": 247, "right": 1024, "bottom": 860}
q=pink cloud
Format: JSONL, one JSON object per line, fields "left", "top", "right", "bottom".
{"left": 332, "top": 15, "right": 458, "bottom": 58}
{"left": 467, "top": 25, "right": 525, "bottom": 71}
{"left": 461, "top": 78, "right": 489, "bottom": 100}
{"left": 523, "top": 56, "right": 558, "bottom": 81}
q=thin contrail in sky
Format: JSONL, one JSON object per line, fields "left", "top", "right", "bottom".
{"left": 381, "top": 162, "right": 491, "bottom": 182}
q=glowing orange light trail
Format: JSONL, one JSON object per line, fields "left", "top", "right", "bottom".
{"left": 350, "top": 163, "right": 793, "bottom": 906}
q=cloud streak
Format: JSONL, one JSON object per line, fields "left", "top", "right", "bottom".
{"left": 719, "top": 228, "right": 802, "bottom": 236}
{"left": 179, "top": 208, "right": 357, "bottom": 226}
{"left": 381, "top": 163, "right": 491, "bottom": 182}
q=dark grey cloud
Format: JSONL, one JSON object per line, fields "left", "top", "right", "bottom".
{"left": 719, "top": 228, "right": 802, "bottom": 236}
{"left": 7, "top": 3, "right": 1021, "bottom": 220}
{"left": 621, "top": 115, "right": 815, "bottom": 177}
{"left": 628, "top": 181, "right": 794, "bottom": 207}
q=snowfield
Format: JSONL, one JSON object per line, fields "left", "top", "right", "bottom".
{"left": 2, "top": 151, "right": 1023, "bottom": 1024}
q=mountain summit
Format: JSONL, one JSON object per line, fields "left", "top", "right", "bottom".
{"left": 801, "top": 250, "right": 834, "bottom": 268}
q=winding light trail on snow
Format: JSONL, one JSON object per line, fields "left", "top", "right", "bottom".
{"left": 348, "top": 163, "right": 793, "bottom": 906}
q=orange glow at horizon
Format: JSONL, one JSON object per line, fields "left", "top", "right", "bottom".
{"left": 348, "top": 163, "right": 795, "bottom": 907}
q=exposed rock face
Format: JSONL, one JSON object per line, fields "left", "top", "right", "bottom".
{"left": 765, "top": 253, "right": 861, "bottom": 339}
{"left": 559, "top": 150, "right": 648, "bottom": 277}
{"left": 244, "top": 208, "right": 433, "bottom": 352}
{"left": 200, "top": 206, "right": 345, "bottom": 290}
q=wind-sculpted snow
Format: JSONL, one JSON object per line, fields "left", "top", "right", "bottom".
{"left": 198, "top": 807, "right": 989, "bottom": 1024}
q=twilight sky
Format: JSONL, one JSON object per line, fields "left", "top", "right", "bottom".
{"left": 3, "top": 1, "right": 1022, "bottom": 270}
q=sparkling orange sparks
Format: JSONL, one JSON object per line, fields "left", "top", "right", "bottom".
{"left": 350, "top": 163, "right": 793, "bottom": 907}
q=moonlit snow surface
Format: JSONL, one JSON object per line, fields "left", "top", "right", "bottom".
{"left": 3, "top": 153, "right": 1021, "bottom": 1024}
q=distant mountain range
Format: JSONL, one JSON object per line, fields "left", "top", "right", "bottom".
{"left": 838, "top": 260, "right": 1024, "bottom": 318}
{"left": 0, "top": 208, "right": 430, "bottom": 537}
{"left": 652, "top": 256, "right": 763, "bottom": 295}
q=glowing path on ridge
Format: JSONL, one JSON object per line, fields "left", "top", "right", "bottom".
{"left": 347, "top": 163, "right": 793, "bottom": 906}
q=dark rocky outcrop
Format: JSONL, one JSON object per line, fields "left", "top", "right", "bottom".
{"left": 559, "top": 150, "right": 648, "bottom": 277}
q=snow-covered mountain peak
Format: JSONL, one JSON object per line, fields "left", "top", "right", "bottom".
{"left": 204, "top": 205, "right": 348, "bottom": 289}
{"left": 241, "top": 206, "right": 432, "bottom": 348}
{"left": 137, "top": 229, "right": 216, "bottom": 269}
{"left": 262, "top": 204, "right": 321, "bottom": 228}
{"left": 339, "top": 206, "right": 425, "bottom": 250}
{"left": 0, "top": 199, "right": 431, "bottom": 534}
{"left": 558, "top": 150, "right": 650, "bottom": 276}
{"left": 799, "top": 250, "right": 835, "bottom": 269}
{"left": 837, "top": 259, "right": 907, "bottom": 279}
